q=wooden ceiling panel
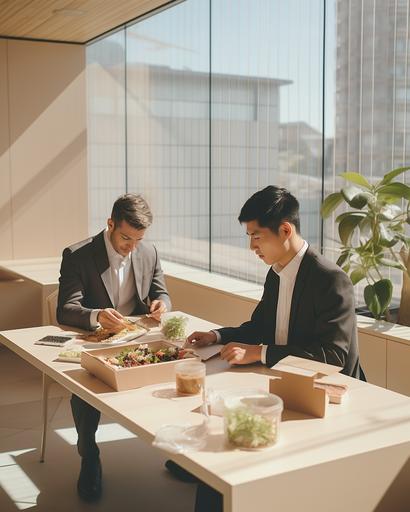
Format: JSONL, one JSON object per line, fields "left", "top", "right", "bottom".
{"left": 0, "top": 0, "right": 174, "bottom": 43}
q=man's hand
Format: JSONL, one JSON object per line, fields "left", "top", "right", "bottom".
{"left": 149, "top": 299, "right": 168, "bottom": 321}
{"left": 97, "top": 308, "right": 125, "bottom": 331}
{"left": 220, "top": 342, "right": 262, "bottom": 365}
{"left": 185, "top": 331, "right": 217, "bottom": 347}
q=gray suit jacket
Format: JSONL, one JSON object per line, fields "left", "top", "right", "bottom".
{"left": 217, "top": 247, "right": 361, "bottom": 378}
{"left": 57, "top": 230, "right": 171, "bottom": 330}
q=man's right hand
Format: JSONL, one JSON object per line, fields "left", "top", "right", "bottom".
{"left": 185, "top": 331, "right": 217, "bottom": 347}
{"left": 97, "top": 308, "right": 125, "bottom": 331}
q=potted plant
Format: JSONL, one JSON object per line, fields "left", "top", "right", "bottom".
{"left": 321, "top": 167, "right": 410, "bottom": 325}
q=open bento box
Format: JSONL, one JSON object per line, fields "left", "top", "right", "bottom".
{"left": 81, "top": 340, "right": 198, "bottom": 391}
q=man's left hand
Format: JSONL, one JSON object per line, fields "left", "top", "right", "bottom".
{"left": 149, "top": 299, "right": 167, "bottom": 321}
{"left": 220, "top": 342, "right": 262, "bottom": 365}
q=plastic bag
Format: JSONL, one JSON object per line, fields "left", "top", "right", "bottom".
{"left": 152, "top": 418, "right": 208, "bottom": 454}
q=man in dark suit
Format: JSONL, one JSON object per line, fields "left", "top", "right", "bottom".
{"left": 187, "top": 185, "right": 360, "bottom": 375}
{"left": 57, "top": 193, "right": 171, "bottom": 502}
{"left": 185, "top": 185, "right": 361, "bottom": 512}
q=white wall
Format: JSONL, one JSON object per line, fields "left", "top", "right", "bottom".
{"left": 0, "top": 38, "right": 88, "bottom": 260}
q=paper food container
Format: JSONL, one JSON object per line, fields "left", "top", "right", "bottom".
{"left": 81, "top": 340, "right": 197, "bottom": 391}
{"left": 269, "top": 356, "right": 346, "bottom": 418}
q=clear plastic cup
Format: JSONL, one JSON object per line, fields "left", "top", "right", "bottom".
{"left": 175, "top": 361, "right": 206, "bottom": 396}
{"left": 224, "top": 391, "right": 283, "bottom": 450}
{"left": 207, "top": 387, "right": 264, "bottom": 417}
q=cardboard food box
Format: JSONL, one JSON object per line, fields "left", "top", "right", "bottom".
{"left": 269, "top": 356, "right": 347, "bottom": 418}
{"left": 81, "top": 340, "right": 197, "bottom": 391}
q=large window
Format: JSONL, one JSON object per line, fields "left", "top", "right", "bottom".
{"left": 210, "top": 0, "right": 323, "bottom": 282}
{"left": 324, "top": 0, "right": 410, "bottom": 302}
{"left": 87, "top": 0, "right": 410, "bottom": 299}
{"left": 126, "top": 0, "right": 210, "bottom": 269}
{"left": 87, "top": 30, "right": 126, "bottom": 235}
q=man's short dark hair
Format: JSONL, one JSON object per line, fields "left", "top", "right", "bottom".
{"left": 238, "top": 186, "right": 300, "bottom": 233}
{"left": 111, "top": 194, "right": 153, "bottom": 230}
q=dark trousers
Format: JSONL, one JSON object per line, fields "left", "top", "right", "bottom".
{"left": 70, "top": 394, "right": 101, "bottom": 459}
{"left": 195, "top": 482, "right": 223, "bottom": 512}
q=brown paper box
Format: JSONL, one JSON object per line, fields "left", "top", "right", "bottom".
{"left": 81, "top": 340, "right": 197, "bottom": 391}
{"left": 269, "top": 356, "right": 344, "bottom": 418}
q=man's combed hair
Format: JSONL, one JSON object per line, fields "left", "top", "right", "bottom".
{"left": 111, "top": 194, "right": 153, "bottom": 230}
{"left": 238, "top": 186, "right": 300, "bottom": 233}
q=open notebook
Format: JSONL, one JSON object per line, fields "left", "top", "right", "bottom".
{"left": 190, "top": 343, "right": 223, "bottom": 361}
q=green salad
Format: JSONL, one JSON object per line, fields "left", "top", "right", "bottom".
{"left": 104, "top": 344, "right": 192, "bottom": 368}
{"left": 225, "top": 406, "right": 277, "bottom": 449}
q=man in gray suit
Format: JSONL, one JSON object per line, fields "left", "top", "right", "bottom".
{"left": 57, "top": 193, "right": 171, "bottom": 502}
{"left": 185, "top": 185, "right": 362, "bottom": 512}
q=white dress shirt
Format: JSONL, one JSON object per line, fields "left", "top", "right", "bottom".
{"left": 260, "top": 240, "right": 309, "bottom": 363}
{"left": 90, "top": 228, "right": 137, "bottom": 327}
{"left": 213, "top": 240, "right": 309, "bottom": 364}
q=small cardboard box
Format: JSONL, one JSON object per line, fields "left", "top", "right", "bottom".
{"left": 269, "top": 356, "right": 345, "bottom": 418}
{"left": 81, "top": 340, "right": 197, "bottom": 391}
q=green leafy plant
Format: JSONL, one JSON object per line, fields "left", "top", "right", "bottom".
{"left": 321, "top": 167, "right": 410, "bottom": 320}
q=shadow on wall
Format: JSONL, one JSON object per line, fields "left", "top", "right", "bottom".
{"left": 0, "top": 40, "right": 85, "bottom": 156}
{"left": 0, "top": 130, "right": 86, "bottom": 228}
{"left": 0, "top": 39, "right": 87, "bottom": 259}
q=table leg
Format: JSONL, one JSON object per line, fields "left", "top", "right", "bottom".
{"left": 40, "top": 373, "right": 52, "bottom": 463}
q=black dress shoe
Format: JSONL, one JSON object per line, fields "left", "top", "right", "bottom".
{"left": 165, "top": 460, "right": 199, "bottom": 483}
{"left": 77, "top": 457, "right": 102, "bottom": 502}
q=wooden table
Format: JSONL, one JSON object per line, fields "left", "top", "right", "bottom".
{"left": 1, "top": 314, "right": 410, "bottom": 511}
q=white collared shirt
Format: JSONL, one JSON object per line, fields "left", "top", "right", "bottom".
{"left": 90, "top": 229, "right": 137, "bottom": 327}
{"left": 213, "top": 240, "right": 309, "bottom": 363}
{"left": 260, "top": 240, "right": 309, "bottom": 363}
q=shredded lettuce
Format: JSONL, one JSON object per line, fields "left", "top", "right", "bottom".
{"left": 226, "top": 406, "right": 277, "bottom": 449}
{"left": 161, "top": 316, "right": 188, "bottom": 340}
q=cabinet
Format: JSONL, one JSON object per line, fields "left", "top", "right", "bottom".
{"left": 387, "top": 340, "right": 410, "bottom": 395}
{"left": 357, "top": 314, "right": 410, "bottom": 396}
{"left": 358, "top": 331, "right": 387, "bottom": 388}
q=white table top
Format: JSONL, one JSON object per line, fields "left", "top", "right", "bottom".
{"left": 2, "top": 313, "right": 410, "bottom": 497}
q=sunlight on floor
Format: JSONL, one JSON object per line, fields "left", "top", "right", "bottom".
{"left": 0, "top": 448, "right": 39, "bottom": 510}
{"left": 55, "top": 423, "right": 137, "bottom": 445}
